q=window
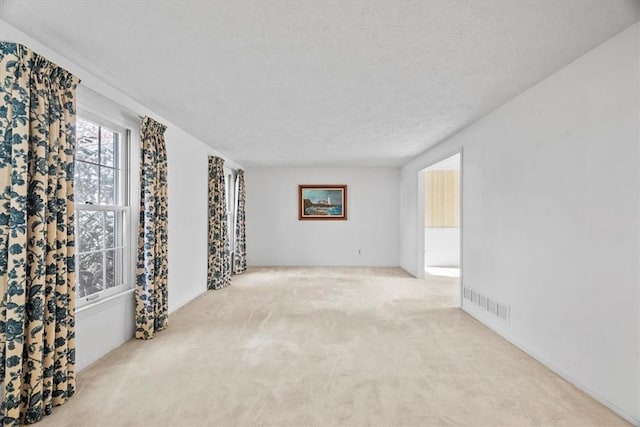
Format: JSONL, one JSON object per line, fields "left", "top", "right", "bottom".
{"left": 75, "top": 116, "right": 130, "bottom": 305}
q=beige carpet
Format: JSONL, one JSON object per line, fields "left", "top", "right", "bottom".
{"left": 40, "top": 267, "right": 626, "bottom": 426}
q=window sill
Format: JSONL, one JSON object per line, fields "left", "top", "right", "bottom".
{"left": 76, "top": 288, "right": 135, "bottom": 318}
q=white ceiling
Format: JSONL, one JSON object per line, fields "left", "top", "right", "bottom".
{"left": 1, "top": 1, "right": 638, "bottom": 167}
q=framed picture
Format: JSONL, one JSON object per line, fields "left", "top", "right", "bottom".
{"left": 298, "top": 185, "right": 347, "bottom": 220}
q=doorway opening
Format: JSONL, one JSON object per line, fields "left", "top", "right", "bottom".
{"left": 418, "top": 152, "right": 462, "bottom": 305}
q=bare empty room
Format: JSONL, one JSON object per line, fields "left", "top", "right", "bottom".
{"left": 0, "top": 1, "right": 638, "bottom": 426}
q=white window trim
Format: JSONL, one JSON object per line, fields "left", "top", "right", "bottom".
{"left": 224, "top": 167, "right": 237, "bottom": 257}
{"left": 75, "top": 91, "right": 140, "bottom": 310}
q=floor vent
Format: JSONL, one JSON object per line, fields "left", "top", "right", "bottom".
{"left": 463, "top": 285, "right": 510, "bottom": 324}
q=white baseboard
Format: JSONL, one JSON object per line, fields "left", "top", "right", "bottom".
{"left": 169, "top": 288, "right": 208, "bottom": 315}
{"left": 461, "top": 306, "right": 639, "bottom": 426}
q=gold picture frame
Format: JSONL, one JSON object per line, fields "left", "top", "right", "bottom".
{"left": 298, "top": 185, "right": 347, "bottom": 220}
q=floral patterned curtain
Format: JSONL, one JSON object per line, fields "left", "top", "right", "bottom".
{"left": 233, "top": 170, "right": 247, "bottom": 274}
{"left": 208, "top": 156, "right": 231, "bottom": 289}
{"left": 0, "top": 43, "right": 79, "bottom": 425}
{"left": 135, "top": 117, "right": 168, "bottom": 340}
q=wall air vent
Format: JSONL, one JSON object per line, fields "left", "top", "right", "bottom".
{"left": 497, "top": 303, "right": 510, "bottom": 321}
{"left": 487, "top": 299, "right": 498, "bottom": 315}
{"left": 478, "top": 294, "right": 486, "bottom": 307}
{"left": 462, "top": 285, "right": 510, "bottom": 324}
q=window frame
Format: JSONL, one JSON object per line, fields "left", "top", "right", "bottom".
{"left": 225, "top": 167, "right": 237, "bottom": 260}
{"left": 74, "top": 111, "right": 132, "bottom": 308}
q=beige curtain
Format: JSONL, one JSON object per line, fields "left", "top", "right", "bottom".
{"left": 208, "top": 156, "right": 231, "bottom": 289}
{"left": 135, "top": 117, "right": 169, "bottom": 340}
{"left": 0, "top": 42, "right": 79, "bottom": 425}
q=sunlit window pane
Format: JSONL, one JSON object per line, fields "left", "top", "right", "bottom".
{"left": 78, "top": 252, "right": 104, "bottom": 298}
{"left": 105, "top": 211, "right": 115, "bottom": 248}
{"left": 105, "top": 249, "right": 122, "bottom": 290}
{"left": 100, "top": 167, "right": 116, "bottom": 205}
{"left": 78, "top": 211, "right": 103, "bottom": 253}
{"left": 101, "top": 127, "right": 116, "bottom": 167}
{"left": 76, "top": 119, "right": 99, "bottom": 164}
{"left": 75, "top": 161, "right": 99, "bottom": 205}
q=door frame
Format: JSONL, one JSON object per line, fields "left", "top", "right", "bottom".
{"left": 417, "top": 148, "right": 463, "bottom": 306}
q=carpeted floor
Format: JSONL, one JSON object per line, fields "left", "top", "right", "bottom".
{"left": 39, "top": 267, "right": 627, "bottom": 426}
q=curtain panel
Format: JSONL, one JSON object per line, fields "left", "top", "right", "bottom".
{"left": 207, "top": 156, "right": 231, "bottom": 290}
{"left": 135, "top": 117, "right": 169, "bottom": 340}
{"left": 0, "top": 42, "right": 80, "bottom": 425}
{"left": 233, "top": 170, "right": 247, "bottom": 274}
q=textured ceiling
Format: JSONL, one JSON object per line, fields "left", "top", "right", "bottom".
{"left": 1, "top": 1, "right": 638, "bottom": 167}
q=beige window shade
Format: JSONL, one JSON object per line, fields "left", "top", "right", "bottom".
{"left": 425, "top": 170, "right": 460, "bottom": 228}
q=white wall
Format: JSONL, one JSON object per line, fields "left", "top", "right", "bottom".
{"left": 401, "top": 24, "right": 639, "bottom": 422}
{"left": 424, "top": 228, "right": 459, "bottom": 267}
{"left": 246, "top": 168, "right": 399, "bottom": 267}
{"left": 1, "top": 20, "right": 242, "bottom": 371}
